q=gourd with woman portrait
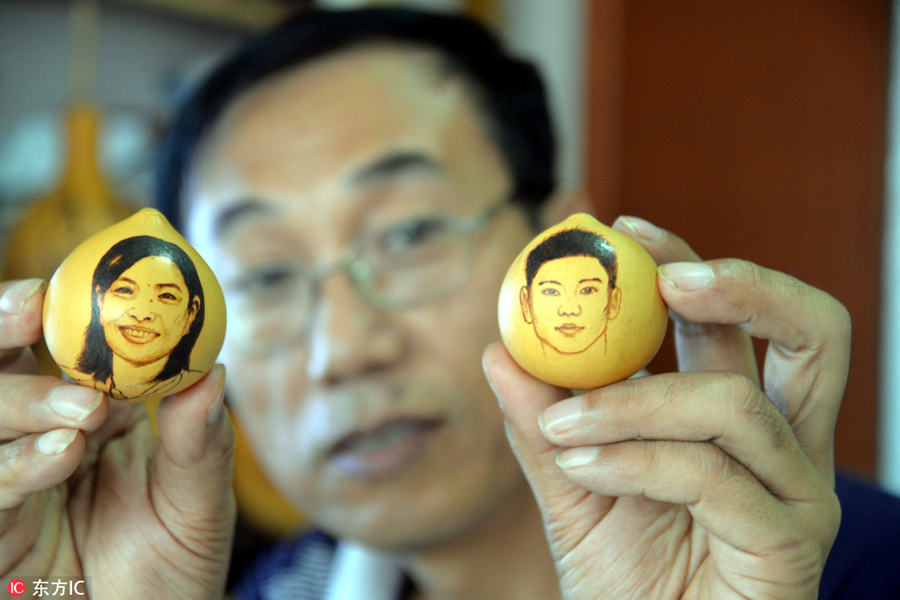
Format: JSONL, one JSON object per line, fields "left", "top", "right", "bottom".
{"left": 43, "top": 208, "right": 226, "bottom": 401}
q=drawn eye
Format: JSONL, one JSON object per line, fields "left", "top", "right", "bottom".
{"left": 580, "top": 286, "right": 599, "bottom": 295}
{"left": 158, "top": 292, "right": 178, "bottom": 301}
{"left": 113, "top": 286, "right": 134, "bottom": 296}
{"left": 541, "top": 288, "right": 560, "bottom": 296}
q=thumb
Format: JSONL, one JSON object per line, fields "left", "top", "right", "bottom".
{"left": 483, "top": 343, "right": 615, "bottom": 552}
{"left": 153, "top": 365, "right": 236, "bottom": 549}
{"left": 482, "top": 343, "right": 574, "bottom": 499}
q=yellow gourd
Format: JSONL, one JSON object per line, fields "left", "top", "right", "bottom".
{"left": 499, "top": 213, "right": 668, "bottom": 389}
{"left": 42, "top": 208, "right": 226, "bottom": 402}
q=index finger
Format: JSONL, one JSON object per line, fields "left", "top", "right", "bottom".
{"left": 612, "top": 217, "right": 759, "bottom": 382}
{"left": 658, "top": 258, "right": 850, "bottom": 471}
{"left": 0, "top": 279, "right": 46, "bottom": 370}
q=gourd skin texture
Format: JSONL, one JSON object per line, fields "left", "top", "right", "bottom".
{"left": 43, "top": 208, "right": 226, "bottom": 402}
{"left": 498, "top": 213, "right": 667, "bottom": 390}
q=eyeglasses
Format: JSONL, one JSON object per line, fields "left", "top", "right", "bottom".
{"left": 221, "top": 200, "right": 510, "bottom": 357}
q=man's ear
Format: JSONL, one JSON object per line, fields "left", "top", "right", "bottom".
{"left": 519, "top": 286, "right": 533, "bottom": 324}
{"left": 607, "top": 287, "right": 622, "bottom": 320}
{"left": 538, "top": 189, "right": 595, "bottom": 229}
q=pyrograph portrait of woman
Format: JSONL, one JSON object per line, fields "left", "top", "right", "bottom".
{"left": 74, "top": 235, "right": 205, "bottom": 400}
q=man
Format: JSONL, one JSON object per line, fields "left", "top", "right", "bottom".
{"left": 0, "top": 6, "right": 896, "bottom": 600}
{"left": 520, "top": 228, "right": 621, "bottom": 355}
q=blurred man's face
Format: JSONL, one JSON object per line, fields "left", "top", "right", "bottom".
{"left": 186, "top": 45, "right": 536, "bottom": 548}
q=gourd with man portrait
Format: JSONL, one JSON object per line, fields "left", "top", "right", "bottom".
{"left": 499, "top": 213, "right": 668, "bottom": 390}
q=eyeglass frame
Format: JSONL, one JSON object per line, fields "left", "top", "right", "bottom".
{"left": 221, "top": 198, "right": 513, "bottom": 357}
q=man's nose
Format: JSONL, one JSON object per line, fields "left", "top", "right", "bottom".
{"left": 304, "top": 274, "right": 405, "bottom": 384}
{"left": 557, "top": 298, "right": 582, "bottom": 317}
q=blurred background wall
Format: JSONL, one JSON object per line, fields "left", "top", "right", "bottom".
{"left": 0, "top": 0, "right": 897, "bottom": 498}
{"left": 585, "top": 1, "right": 891, "bottom": 488}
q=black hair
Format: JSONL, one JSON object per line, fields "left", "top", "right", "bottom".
{"left": 154, "top": 6, "right": 556, "bottom": 230}
{"left": 525, "top": 228, "right": 618, "bottom": 289}
{"left": 77, "top": 235, "right": 206, "bottom": 384}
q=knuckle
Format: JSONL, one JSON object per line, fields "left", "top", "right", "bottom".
{"left": 0, "top": 442, "right": 24, "bottom": 488}
{"left": 0, "top": 447, "right": 28, "bottom": 511}
{"left": 697, "top": 443, "right": 734, "bottom": 488}
{"left": 723, "top": 370, "right": 758, "bottom": 402}
{"left": 585, "top": 380, "right": 642, "bottom": 421}
{"left": 823, "top": 295, "right": 852, "bottom": 343}
{"left": 726, "top": 372, "right": 792, "bottom": 449}
{"left": 794, "top": 290, "right": 852, "bottom": 356}
{"left": 0, "top": 447, "right": 17, "bottom": 487}
{"left": 718, "top": 258, "right": 768, "bottom": 290}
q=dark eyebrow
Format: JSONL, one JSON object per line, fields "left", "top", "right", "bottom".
{"left": 579, "top": 278, "right": 604, "bottom": 284}
{"left": 538, "top": 280, "right": 562, "bottom": 286}
{"left": 156, "top": 283, "right": 184, "bottom": 291}
{"left": 351, "top": 150, "right": 441, "bottom": 185}
{"left": 213, "top": 199, "right": 273, "bottom": 240}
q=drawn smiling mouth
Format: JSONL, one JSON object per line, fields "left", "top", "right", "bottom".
{"left": 119, "top": 326, "right": 159, "bottom": 344}
{"left": 555, "top": 323, "right": 584, "bottom": 337}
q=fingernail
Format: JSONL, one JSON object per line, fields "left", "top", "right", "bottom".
{"left": 37, "top": 428, "right": 78, "bottom": 455}
{"left": 557, "top": 446, "right": 599, "bottom": 468}
{"left": 539, "top": 397, "right": 583, "bottom": 433}
{"left": 614, "top": 216, "right": 665, "bottom": 243}
{"left": 0, "top": 279, "right": 43, "bottom": 315}
{"left": 207, "top": 365, "right": 227, "bottom": 425}
{"left": 658, "top": 262, "right": 714, "bottom": 291}
{"left": 48, "top": 385, "right": 103, "bottom": 422}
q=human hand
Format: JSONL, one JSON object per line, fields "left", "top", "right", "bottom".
{"left": 483, "top": 217, "right": 848, "bottom": 599}
{"left": 0, "top": 279, "right": 235, "bottom": 599}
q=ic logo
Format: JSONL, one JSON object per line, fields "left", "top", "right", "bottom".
{"left": 7, "top": 579, "right": 25, "bottom": 597}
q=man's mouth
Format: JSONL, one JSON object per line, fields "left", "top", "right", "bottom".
{"left": 328, "top": 417, "right": 443, "bottom": 480}
{"left": 555, "top": 323, "right": 584, "bottom": 337}
{"left": 119, "top": 326, "right": 160, "bottom": 344}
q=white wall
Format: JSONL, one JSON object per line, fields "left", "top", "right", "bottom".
{"left": 880, "top": 0, "right": 900, "bottom": 493}
{"left": 500, "top": 0, "right": 586, "bottom": 190}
